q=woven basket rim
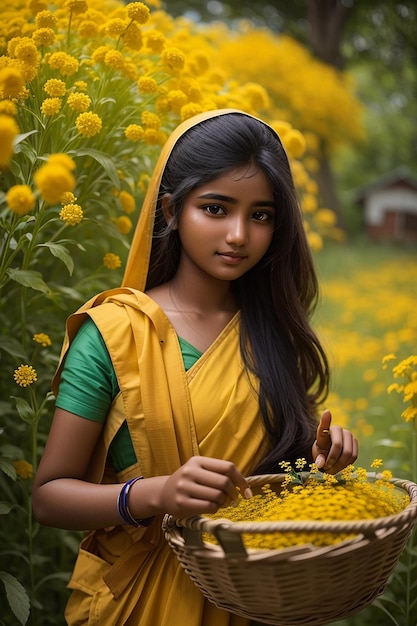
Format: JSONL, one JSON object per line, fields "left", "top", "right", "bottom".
{"left": 169, "top": 473, "right": 417, "bottom": 536}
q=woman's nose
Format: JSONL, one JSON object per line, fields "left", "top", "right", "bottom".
{"left": 225, "top": 217, "right": 248, "bottom": 246}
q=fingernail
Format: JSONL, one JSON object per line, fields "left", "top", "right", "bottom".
{"left": 243, "top": 487, "right": 252, "bottom": 499}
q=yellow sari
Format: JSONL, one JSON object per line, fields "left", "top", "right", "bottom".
{"left": 53, "top": 110, "right": 269, "bottom": 626}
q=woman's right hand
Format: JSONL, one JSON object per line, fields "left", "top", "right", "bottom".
{"left": 157, "top": 456, "right": 253, "bottom": 518}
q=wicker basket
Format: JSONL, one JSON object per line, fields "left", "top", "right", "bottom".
{"left": 163, "top": 474, "right": 417, "bottom": 626}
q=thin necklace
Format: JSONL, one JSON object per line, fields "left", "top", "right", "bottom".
{"left": 168, "top": 283, "right": 203, "bottom": 336}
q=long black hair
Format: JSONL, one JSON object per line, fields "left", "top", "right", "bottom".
{"left": 145, "top": 112, "right": 329, "bottom": 473}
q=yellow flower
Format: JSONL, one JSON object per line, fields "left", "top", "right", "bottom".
{"left": 141, "top": 110, "right": 160, "bottom": 129}
{"left": 67, "top": 92, "right": 91, "bottom": 112}
{"left": 180, "top": 102, "right": 203, "bottom": 121}
{"left": 14, "top": 38, "right": 40, "bottom": 67}
{"left": 116, "top": 215, "right": 132, "bottom": 234}
{"left": 167, "top": 89, "right": 188, "bottom": 114}
{"left": 61, "top": 191, "right": 77, "bottom": 204}
{"left": 41, "top": 97, "right": 62, "bottom": 115}
{"left": 126, "top": 2, "right": 150, "bottom": 23}
{"left": 401, "top": 406, "right": 417, "bottom": 423}
{"left": 75, "top": 111, "right": 102, "bottom": 137}
{"left": 0, "top": 114, "right": 19, "bottom": 166}
{"left": 44, "top": 78, "right": 67, "bottom": 97}
{"left": 6, "top": 184, "right": 35, "bottom": 215}
{"left": 65, "top": 0, "right": 88, "bottom": 14}
{"left": 33, "top": 332, "right": 52, "bottom": 347}
{"left": 12, "top": 460, "right": 34, "bottom": 479}
{"left": 34, "top": 163, "right": 76, "bottom": 204}
{"left": 0, "top": 100, "right": 18, "bottom": 116}
{"left": 382, "top": 353, "right": 397, "bottom": 368}
{"left": 103, "top": 252, "right": 122, "bottom": 269}
{"left": 48, "top": 51, "right": 79, "bottom": 77}
{"left": 60, "top": 203, "right": 83, "bottom": 225}
{"left": 119, "top": 190, "right": 136, "bottom": 213}
{"left": 161, "top": 47, "right": 185, "bottom": 72}
{"left": 122, "top": 22, "right": 143, "bottom": 51}
{"left": 35, "top": 10, "right": 58, "bottom": 29}
{"left": 0, "top": 67, "right": 25, "bottom": 99}
{"left": 104, "top": 50, "right": 125, "bottom": 71}
{"left": 124, "top": 124, "right": 144, "bottom": 141}
{"left": 145, "top": 30, "right": 165, "bottom": 53}
{"left": 32, "top": 27, "right": 56, "bottom": 47}
{"left": 137, "top": 76, "right": 158, "bottom": 93}
{"left": 48, "top": 153, "right": 76, "bottom": 170}
{"left": 370, "top": 459, "right": 383, "bottom": 469}
{"left": 14, "top": 364, "right": 37, "bottom": 387}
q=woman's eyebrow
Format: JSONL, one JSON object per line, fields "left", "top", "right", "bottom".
{"left": 197, "top": 192, "right": 275, "bottom": 208}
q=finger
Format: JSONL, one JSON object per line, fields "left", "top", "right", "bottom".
{"left": 315, "top": 409, "right": 332, "bottom": 451}
{"left": 324, "top": 429, "right": 358, "bottom": 474}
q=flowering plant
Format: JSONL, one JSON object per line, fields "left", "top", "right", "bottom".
{"left": 205, "top": 459, "right": 409, "bottom": 551}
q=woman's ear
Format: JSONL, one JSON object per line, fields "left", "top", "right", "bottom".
{"left": 161, "top": 193, "right": 177, "bottom": 229}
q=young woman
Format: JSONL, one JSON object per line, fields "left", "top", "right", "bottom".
{"left": 33, "top": 109, "right": 358, "bottom": 625}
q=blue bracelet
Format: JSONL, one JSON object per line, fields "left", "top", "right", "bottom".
{"left": 117, "top": 476, "right": 155, "bottom": 527}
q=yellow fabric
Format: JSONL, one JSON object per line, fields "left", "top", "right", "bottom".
{"left": 53, "top": 110, "right": 270, "bottom": 625}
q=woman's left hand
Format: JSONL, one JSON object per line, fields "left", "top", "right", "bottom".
{"left": 312, "top": 409, "right": 358, "bottom": 474}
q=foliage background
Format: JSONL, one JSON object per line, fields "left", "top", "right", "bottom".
{"left": 0, "top": 0, "right": 416, "bottom": 624}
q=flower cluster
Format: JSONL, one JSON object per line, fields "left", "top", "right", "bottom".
{"left": 205, "top": 460, "right": 408, "bottom": 550}
{"left": 384, "top": 354, "right": 417, "bottom": 424}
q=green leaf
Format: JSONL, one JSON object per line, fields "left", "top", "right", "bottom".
{"left": 0, "top": 458, "right": 17, "bottom": 481}
{"left": 37, "top": 242, "right": 74, "bottom": 276}
{"left": 0, "top": 571, "right": 30, "bottom": 625}
{"left": 72, "top": 148, "right": 120, "bottom": 188}
{"left": 11, "top": 397, "right": 35, "bottom": 423}
{"left": 0, "top": 501, "right": 14, "bottom": 514}
{"left": 374, "top": 438, "right": 407, "bottom": 449}
{"left": 0, "top": 336, "right": 27, "bottom": 359}
{"left": 6, "top": 269, "right": 49, "bottom": 294}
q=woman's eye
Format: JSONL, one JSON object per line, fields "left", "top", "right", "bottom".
{"left": 203, "top": 204, "right": 225, "bottom": 215}
{"left": 252, "top": 211, "right": 273, "bottom": 222}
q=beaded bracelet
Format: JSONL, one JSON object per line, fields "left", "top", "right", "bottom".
{"left": 117, "top": 476, "right": 155, "bottom": 527}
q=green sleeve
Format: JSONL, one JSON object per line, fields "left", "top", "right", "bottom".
{"left": 55, "top": 318, "right": 119, "bottom": 422}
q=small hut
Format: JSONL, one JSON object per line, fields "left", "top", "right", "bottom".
{"left": 355, "top": 166, "right": 417, "bottom": 242}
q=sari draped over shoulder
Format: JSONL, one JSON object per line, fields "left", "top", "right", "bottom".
{"left": 52, "top": 109, "right": 272, "bottom": 626}
{"left": 58, "top": 289, "right": 267, "bottom": 626}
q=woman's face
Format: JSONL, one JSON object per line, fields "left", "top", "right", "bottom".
{"left": 165, "top": 164, "right": 276, "bottom": 284}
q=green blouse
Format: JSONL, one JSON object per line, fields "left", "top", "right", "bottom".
{"left": 56, "top": 319, "right": 202, "bottom": 472}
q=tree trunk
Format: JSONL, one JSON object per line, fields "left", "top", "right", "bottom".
{"left": 306, "top": 0, "right": 352, "bottom": 69}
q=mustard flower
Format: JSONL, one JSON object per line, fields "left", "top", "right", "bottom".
{"left": 14, "top": 38, "right": 40, "bottom": 67}
{"left": 78, "top": 20, "right": 100, "bottom": 38}
{"left": 402, "top": 406, "right": 417, "bottom": 423}
{"left": 137, "top": 76, "right": 158, "bottom": 94}
{"left": 125, "top": 124, "right": 144, "bottom": 141}
{"left": 167, "top": 89, "right": 187, "bottom": 114}
{"left": 32, "top": 27, "right": 56, "bottom": 47}
{"left": 34, "top": 163, "right": 76, "bottom": 204}
{"left": 48, "top": 153, "right": 76, "bottom": 170}
{"left": 60, "top": 203, "right": 83, "bottom": 225}
{"left": 382, "top": 353, "right": 397, "bottom": 369}
{"left": 44, "top": 78, "right": 66, "bottom": 97}
{"left": 307, "top": 231, "right": 323, "bottom": 252}
{"left": 14, "top": 364, "right": 37, "bottom": 387}
{"left": 0, "top": 67, "right": 25, "bottom": 99}
{"left": 282, "top": 129, "right": 306, "bottom": 158}
{"left": 65, "top": 0, "right": 88, "bottom": 15}
{"left": 161, "top": 47, "right": 185, "bottom": 72}
{"left": 29, "top": 0, "right": 49, "bottom": 13}
{"left": 35, "top": 10, "right": 58, "bottom": 29}
{"left": 127, "top": 2, "right": 150, "bottom": 23}
{"left": 61, "top": 191, "right": 77, "bottom": 204}
{"left": 315, "top": 208, "right": 337, "bottom": 226}
{"left": 103, "top": 252, "right": 122, "bottom": 269}
{"left": 370, "top": 459, "right": 383, "bottom": 469}
{"left": 123, "top": 22, "right": 143, "bottom": 51}
{"left": 41, "top": 97, "right": 62, "bottom": 116}
{"left": 119, "top": 190, "right": 136, "bottom": 213}
{"left": 48, "top": 51, "right": 79, "bottom": 77}
{"left": 0, "top": 114, "right": 19, "bottom": 166}
{"left": 0, "top": 100, "right": 18, "bottom": 116}
{"left": 67, "top": 92, "right": 91, "bottom": 112}
{"left": 105, "top": 18, "right": 128, "bottom": 38}
{"left": 104, "top": 50, "right": 125, "bottom": 71}
{"left": 6, "top": 184, "right": 35, "bottom": 215}
{"left": 116, "top": 215, "right": 132, "bottom": 234}
{"left": 12, "top": 460, "right": 34, "bottom": 480}
{"left": 75, "top": 111, "right": 102, "bottom": 137}
{"left": 33, "top": 332, "right": 52, "bottom": 347}
{"left": 145, "top": 30, "right": 165, "bottom": 53}
{"left": 141, "top": 110, "right": 160, "bottom": 129}
{"left": 73, "top": 80, "right": 88, "bottom": 91}
{"left": 180, "top": 102, "right": 203, "bottom": 121}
